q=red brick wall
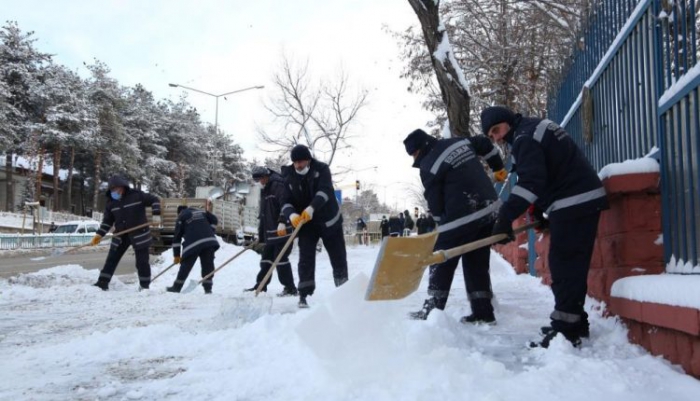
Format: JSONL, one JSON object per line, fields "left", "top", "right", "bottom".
{"left": 495, "top": 172, "right": 700, "bottom": 379}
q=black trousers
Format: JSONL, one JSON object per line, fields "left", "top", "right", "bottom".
{"left": 97, "top": 236, "right": 151, "bottom": 288}
{"left": 548, "top": 212, "right": 600, "bottom": 332}
{"left": 427, "top": 222, "right": 494, "bottom": 313}
{"left": 297, "top": 223, "right": 348, "bottom": 296}
{"left": 255, "top": 242, "right": 296, "bottom": 291}
{"left": 173, "top": 247, "right": 216, "bottom": 291}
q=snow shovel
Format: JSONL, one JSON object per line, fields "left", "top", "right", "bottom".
{"left": 254, "top": 222, "right": 303, "bottom": 296}
{"left": 365, "top": 221, "right": 540, "bottom": 301}
{"left": 180, "top": 241, "right": 259, "bottom": 294}
{"left": 51, "top": 222, "right": 153, "bottom": 257}
{"left": 150, "top": 261, "right": 178, "bottom": 284}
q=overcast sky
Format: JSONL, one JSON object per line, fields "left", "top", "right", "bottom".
{"left": 3, "top": 0, "right": 436, "bottom": 211}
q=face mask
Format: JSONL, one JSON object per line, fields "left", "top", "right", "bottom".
{"left": 110, "top": 191, "right": 122, "bottom": 201}
{"left": 255, "top": 181, "right": 264, "bottom": 189}
{"left": 295, "top": 165, "right": 310, "bottom": 176}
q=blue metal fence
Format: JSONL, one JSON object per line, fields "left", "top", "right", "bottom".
{"left": 546, "top": 0, "right": 699, "bottom": 271}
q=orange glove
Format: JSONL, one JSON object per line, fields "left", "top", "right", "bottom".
{"left": 301, "top": 206, "right": 314, "bottom": 223}
{"left": 276, "top": 223, "right": 287, "bottom": 236}
{"left": 290, "top": 213, "right": 303, "bottom": 228}
{"left": 494, "top": 168, "right": 508, "bottom": 183}
{"left": 89, "top": 235, "right": 102, "bottom": 246}
{"left": 174, "top": 256, "right": 181, "bottom": 264}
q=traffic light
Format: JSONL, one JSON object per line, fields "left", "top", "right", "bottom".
{"left": 355, "top": 180, "right": 360, "bottom": 190}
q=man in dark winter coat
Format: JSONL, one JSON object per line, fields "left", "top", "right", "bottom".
{"left": 481, "top": 106, "right": 609, "bottom": 348}
{"left": 278, "top": 145, "right": 348, "bottom": 308}
{"left": 387, "top": 214, "right": 403, "bottom": 237}
{"left": 403, "top": 128, "right": 507, "bottom": 324}
{"left": 355, "top": 217, "right": 367, "bottom": 245}
{"left": 403, "top": 209, "right": 415, "bottom": 236}
{"left": 416, "top": 213, "right": 426, "bottom": 234}
{"left": 398, "top": 212, "right": 405, "bottom": 236}
{"left": 92, "top": 175, "right": 161, "bottom": 290}
{"left": 166, "top": 204, "right": 220, "bottom": 294}
{"left": 380, "top": 216, "right": 389, "bottom": 239}
{"left": 246, "top": 166, "right": 297, "bottom": 296}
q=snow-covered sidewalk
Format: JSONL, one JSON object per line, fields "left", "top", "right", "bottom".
{"left": 1, "top": 239, "right": 698, "bottom": 400}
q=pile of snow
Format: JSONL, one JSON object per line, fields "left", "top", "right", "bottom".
{"left": 1, "top": 239, "right": 699, "bottom": 400}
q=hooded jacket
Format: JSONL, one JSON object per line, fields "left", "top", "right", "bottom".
{"left": 97, "top": 177, "right": 161, "bottom": 251}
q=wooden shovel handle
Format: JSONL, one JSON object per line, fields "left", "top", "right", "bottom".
{"left": 194, "top": 240, "right": 258, "bottom": 285}
{"left": 63, "top": 222, "right": 154, "bottom": 255}
{"left": 255, "top": 222, "right": 303, "bottom": 296}
{"left": 426, "top": 221, "right": 540, "bottom": 265}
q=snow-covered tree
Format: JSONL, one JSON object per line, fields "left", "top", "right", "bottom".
{"left": 0, "top": 21, "right": 52, "bottom": 210}
{"left": 396, "top": 0, "right": 596, "bottom": 135}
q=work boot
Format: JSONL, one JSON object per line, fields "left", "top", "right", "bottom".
{"left": 459, "top": 312, "right": 496, "bottom": 325}
{"left": 203, "top": 287, "right": 212, "bottom": 294}
{"left": 530, "top": 328, "right": 583, "bottom": 348}
{"left": 408, "top": 298, "right": 439, "bottom": 320}
{"left": 298, "top": 294, "right": 309, "bottom": 308}
{"left": 277, "top": 287, "right": 298, "bottom": 297}
{"left": 461, "top": 297, "right": 496, "bottom": 325}
{"left": 93, "top": 281, "right": 109, "bottom": 291}
{"left": 166, "top": 283, "right": 182, "bottom": 293}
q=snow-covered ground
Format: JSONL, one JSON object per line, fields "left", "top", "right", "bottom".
{"left": 1, "top": 238, "right": 699, "bottom": 401}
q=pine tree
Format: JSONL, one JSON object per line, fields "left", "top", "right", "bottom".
{"left": 0, "top": 21, "right": 52, "bottom": 211}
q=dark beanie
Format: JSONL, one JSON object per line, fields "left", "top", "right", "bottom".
{"left": 403, "top": 129, "right": 437, "bottom": 156}
{"left": 107, "top": 175, "right": 129, "bottom": 189}
{"left": 251, "top": 166, "right": 270, "bottom": 180}
{"left": 290, "top": 144, "right": 312, "bottom": 162}
{"left": 480, "top": 106, "right": 516, "bottom": 135}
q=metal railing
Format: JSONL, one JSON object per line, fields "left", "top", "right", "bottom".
{"left": 0, "top": 233, "right": 96, "bottom": 250}
{"left": 546, "top": 0, "right": 699, "bottom": 271}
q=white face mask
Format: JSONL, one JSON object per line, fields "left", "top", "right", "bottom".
{"left": 295, "top": 165, "right": 310, "bottom": 175}
{"left": 254, "top": 181, "right": 264, "bottom": 189}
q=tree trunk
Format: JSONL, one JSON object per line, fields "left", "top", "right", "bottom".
{"left": 67, "top": 147, "right": 75, "bottom": 214}
{"left": 407, "top": 0, "right": 472, "bottom": 137}
{"left": 92, "top": 151, "right": 102, "bottom": 212}
{"left": 36, "top": 148, "right": 44, "bottom": 203}
{"left": 53, "top": 146, "right": 60, "bottom": 211}
{"left": 5, "top": 154, "right": 13, "bottom": 211}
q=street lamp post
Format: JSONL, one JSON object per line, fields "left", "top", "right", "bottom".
{"left": 168, "top": 83, "right": 264, "bottom": 133}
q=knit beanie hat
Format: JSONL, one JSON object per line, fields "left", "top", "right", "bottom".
{"left": 480, "top": 106, "right": 516, "bottom": 135}
{"left": 251, "top": 166, "right": 270, "bottom": 180}
{"left": 403, "top": 129, "right": 437, "bottom": 156}
{"left": 290, "top": 144, "right": 312, "bottom": 162}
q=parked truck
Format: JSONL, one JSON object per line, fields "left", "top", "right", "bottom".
{"left": 94, "top": 185, "right": 260, "bottom": 254}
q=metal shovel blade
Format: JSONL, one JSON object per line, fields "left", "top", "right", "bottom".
{"left": 220, "top": 295, "right": 273, "bottom": 322}
{"left": 180, "top": 279, "right": 200, "bottom": 294}
{"left": 365, "top": 231, "right": 439, "bottom": 301}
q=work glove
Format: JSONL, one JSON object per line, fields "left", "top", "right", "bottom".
{"left": 174, "top": 256, "right": 181, "bottom": 264}
{"left": 491, "top": 218, "right": 515, "bottom": 245}
{"left": 290, "top": 213, "right": 303, "bottom": 228}
{"left": 493, "top": 168, "right": 508, "bottom": 183}
{"left": 276, "top": 223, "right": 287, "bottom": 237}
{"left": 152, "top": 215, "right": 162, "bottom": 226}
{"left": 301, "top": 206, "right": 314, "bottom": 223}
{"left": 527, "top": 204, "right": 549, "bottom": 232}
{"left": 90, "top": 235, "right": 102, "bottom": 246}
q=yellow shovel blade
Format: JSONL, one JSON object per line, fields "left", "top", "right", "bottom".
{"left": 365, "top": 231, "right": 439, "bottom": 301}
